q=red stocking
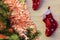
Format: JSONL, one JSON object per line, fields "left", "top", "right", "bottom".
{"left": 32, "top": 0, "right": 40, "bottom": 10}
{"left": 42, "top": 6, "right": 58, "bottom": 37}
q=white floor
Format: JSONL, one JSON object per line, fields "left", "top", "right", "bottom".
{"left": 26, "top": 0, "right": 60, "bottom": 40}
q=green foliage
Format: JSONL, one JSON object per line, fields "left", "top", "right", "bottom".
{"left": 0, "top": 29, "right": 12, "bottom": 36}
{"left": 19, "top": 0, "right": 24, "bottom": 4}
{"left": 26, "top": 27, "right": 40, "bottom": 40}
{"left": 8, "top": 34, "right": 20, "bottom": 40}
{"left": 0, "top": 0, "right": 40, "bottom": 40}
{"left": 0, "top": 34, "right": 20, "bottom": 40}
{"left": 0, "top": 0, "right": 9, "bottom": 13}
{"left": 0, "top": 0, "right": 12, "bottom": 38}
{"left": 0, "top": 13, "right": 10, "bottom": 28}
{"left": 0, "top": 0, "right": 10, "bottom": 28}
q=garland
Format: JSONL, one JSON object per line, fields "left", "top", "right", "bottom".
{"left": 0, "top": 0, "right": 40, "bottom": 40}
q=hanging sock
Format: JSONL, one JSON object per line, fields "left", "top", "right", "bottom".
{"left": 32, "top": 0, "right": 40, "bottom": 10}
{"left": 42, "top": 6, "right": 58, "bottom": 37}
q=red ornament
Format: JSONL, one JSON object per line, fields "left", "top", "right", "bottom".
{"left": 42, "top": 6, "right": 58, "bottom": 37}
{"left": 32, "top": 0, "right": 40, "bottom": 10}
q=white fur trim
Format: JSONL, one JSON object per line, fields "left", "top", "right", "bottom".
{"left": 42, "top": 9, "right": 51, "bottom": 19}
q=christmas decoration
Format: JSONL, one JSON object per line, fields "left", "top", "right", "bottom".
{"left": 32, "top": 0, "right": 40, "bottom": 10}
{"left": 42, "top": 6, "right": 58, "bottom": 37}
{"left": 2, "top": 0, "right": 40, "bottom": 40}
